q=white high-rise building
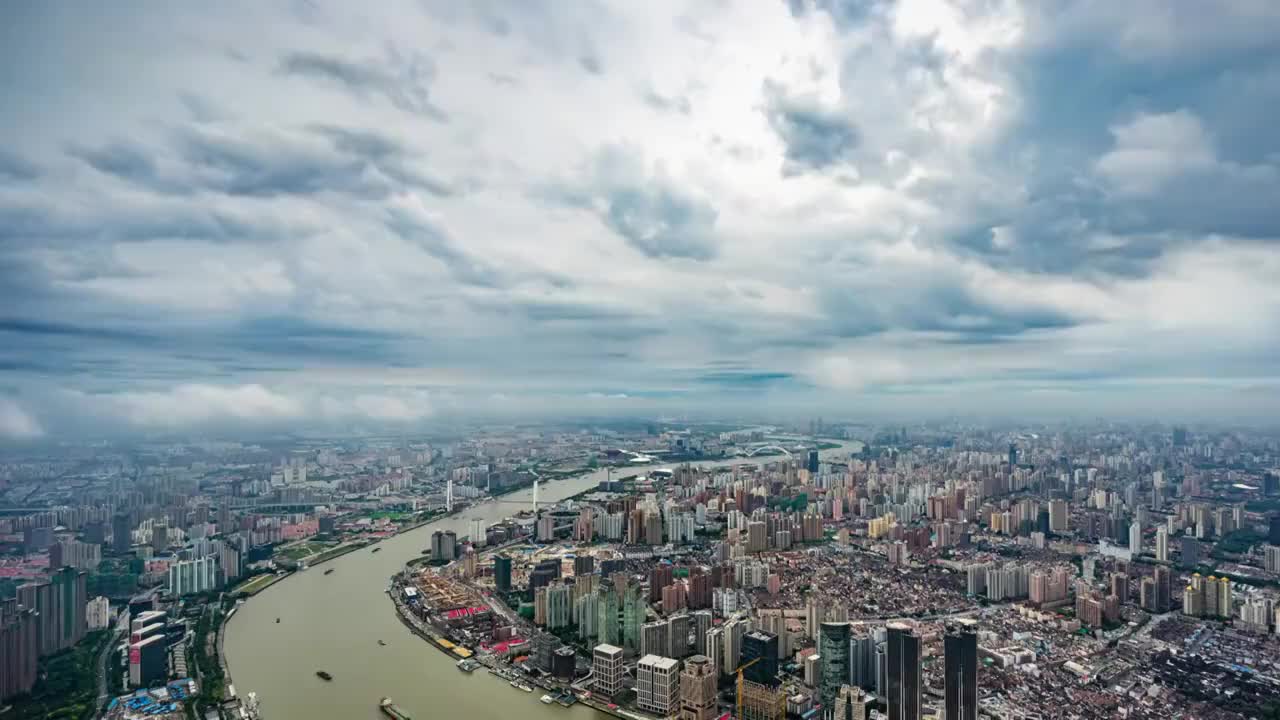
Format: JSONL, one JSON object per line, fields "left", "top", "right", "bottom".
{"left": 1156, "top": 527, "right": 1170, "bottom": 562}
{"left": 592, "top": 644, "right": 625, "bottom": 699}
{"left": 1130, "top": 522, "right": 1142, "bottom": 554}
{"left": 168, "top": 556, "right": 219, "bottom": 596}
{"left": 636, "top": 655, "right": 680, "bottom": 716}
{"left": 469, "top": 518, "right": 487, "bottom": 547}
{"left": 86, "top": 596, "right": 112, "bottom": 630}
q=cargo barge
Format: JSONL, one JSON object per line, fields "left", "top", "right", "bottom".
{"left": 379, "top": 697, "right": 412, "bottom": 720}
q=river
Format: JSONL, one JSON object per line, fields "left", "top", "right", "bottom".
{"left": 225, "top": 439, "right": 860, "bottom": 719}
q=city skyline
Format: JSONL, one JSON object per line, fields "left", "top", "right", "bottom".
{"left": 3, "top": 1, "right": 1280, "bottom": 440}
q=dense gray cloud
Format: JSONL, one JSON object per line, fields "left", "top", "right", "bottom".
{"left": 1, "top": 0, "right": 1279, "bottom": 440}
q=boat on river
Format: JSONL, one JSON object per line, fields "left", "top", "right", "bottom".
{"left": 379, "top": 697, "right": 412, "bottom": 720}
{"left": 324, "top": 568, "right": 335, "bottom": 576}
{"left": 315, "top": 671, "right": 333, "bottom": 681}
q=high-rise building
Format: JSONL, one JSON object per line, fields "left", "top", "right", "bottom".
{"left": 0, "top": 599, "right": 38, "bottom": 702}
{"left": 86, "top": 596, "right": 112, "bottom": 631}
{"left": 1156, "top": 526, "right": 1169, "bottom": 562}
{"left": 741, "top": 630, "right": 779, "bottom": 686}
{"left": 623, "top": 584, "right": 645, "bottom": 655}
{"left": 637, "top": 654, "right": 681, "bottom": 716}
{"left": 597, "top": 581, "right": 622, "bottom": 646}
{"left": 944, "top": 623, "right": 978, "bottom": 720}
{"left": 807, "top": 450, "right": 820, "bottom": 474}
{"left": 679, "top": 654, "right": 718, "bottom": 720}
{"left": 1180, "top": 536, "right": 1201, "bottom": 569}
{"left": 1154, "top": 565, "right": 1173, "bottom": 612}
{"left": 887, "top": 623, "right": 921, "bottom": 720}
{"left": 819, "top": 622, "right": 851, "bottom": 709}
{"left": 1048, "top": 500, "right": 1068, "bottom": 533}
{"left": 723, "top": 617, "right": 746, "bottom": 674}
{"left": 17, "top": 567, "right": 87, "bottom": 656}
{"left": 1129, "top": 522, "right": 1142, "bottom": 554}
{"left": 430, "top": 530, "right": 456, "bottom": 563}
{"left": 168, "top": 556, "right": 219, "bottom": 596}
{"left": 112, "top": 513, "right": 133, "bottom": 553}
{"left": 592, "top": 644, "right": 625, "bottom": 699}
{"left": 642, "top": 619, "right": 671, "bottom": 658}
{"left": 493, "top": 554, "right": 512, "bottom": 593}
{"left": 833, "top": 684, "right": 871, "bottom": 720}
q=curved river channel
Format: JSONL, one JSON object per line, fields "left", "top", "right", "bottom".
{"left": 225, "top": 439, "right": 860, "bottom": 719}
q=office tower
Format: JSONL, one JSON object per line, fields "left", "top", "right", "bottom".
{"left": 597, "top": 581, "right": 621, "bottom": 647}
{"left": 1129, "top": 522, "right": 1142, "bottom": 554}
{"left": 1154, "top": 566, "right": 1172, "bottom": 612}
{"left": 1156, "top": 527, "right": 1169, "bottom": 562}
{"left": 637, "top": 655, "right": 681, "bottom": 716}
{"left": 741, "top": 630, "right": 779, "bottom": 686}
{"left": 1110, "top": 573, "right": 1129, "bottom": 605}
{"left": 623, "top": 584, "right": 645, "bottom": 654}
{"left": 494, "top": 554, "right": 512, "bottom": 593}
{"left": 0, "top": 600, "right": 38, "bottom": 702}
{"left": 944, "top": 623, "right": 978, "bottom": 720}
{"left": 849, "top": 632, "right": 877, "bottom": 690}
{"left": 807, "top": 450, "right": 820, "bottom": 474}
{"left": 1270, "top": 515, "right": 1280, "bottom": 545}
{"left": 833, "top": 684, "right": 871, "bottom": 720}
{"left": 819, "top": 622, "right": 851, "bottom": 709}
{"left": 1180, "top": 536, "right": 1201, "bottom": 569}
{"left": 1008, "top": 444, "right": 1017, "bottom": 467}
{"left": 112, "top": 513, "right": 133, "bottom": 553}
{"left": 887, "top": 623, "right": 921, "bottom": 720}
{"left": 574, "top": 554, "right": 596, "bottom": 577}
{"left": 680, "top": 654, "right": 717, "bottom": 720}
{"left": 152, "top": 521, "right": 168, "bottom": 552}
{"left": 592, "top": 644, "right": 625, "bottom": 699}
{"left": 1140, "top": 577, "right": 1157, "bottom": 612}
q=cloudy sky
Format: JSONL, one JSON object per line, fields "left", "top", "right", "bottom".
{"left": 2, "top": 0, "right": 1279, "bottom": 439}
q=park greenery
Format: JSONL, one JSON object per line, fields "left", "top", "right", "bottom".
{"left": 3, "top": 630, "right": 110, "bottom": 720}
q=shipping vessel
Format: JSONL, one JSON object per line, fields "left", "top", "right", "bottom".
{"left": 372, "top": 547, "right": 381, "bottom": 553}
{"left": 456, "top": 659, "right": 479, "bottom": 672}
{"left": 379, "top": 697, "right": 412, "bottom": 720}
{"left": 324, "top": 568, "right": 335, "bottom": 576}
{"left": 315, "top": 671, "right": 333, "bottom": 681}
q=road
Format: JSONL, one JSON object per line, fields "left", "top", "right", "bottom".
{"left": 94, "top": 612, "right": 127, "bottom": 719}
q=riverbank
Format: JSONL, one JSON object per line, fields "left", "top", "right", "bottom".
{"left": 386, "top": 575, "right": 636, "bottom": 720}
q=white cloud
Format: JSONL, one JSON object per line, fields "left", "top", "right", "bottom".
{"left": 0, "top": 1, "right": 1277, "bottom": 431}
{"left": 1095, "top": 110, "right": 1216, "bottom": 196}
{"left": 0, "top": 399, "right": 44, "bottom": 440}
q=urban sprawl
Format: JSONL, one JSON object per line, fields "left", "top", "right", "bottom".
{"left": 2, "top": 421, "right": 1280, "bottom": 720}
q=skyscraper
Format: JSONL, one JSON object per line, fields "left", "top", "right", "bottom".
{"left": 887, "top": 623, "right": 921, "bottom": 720}
{"left": 944, "top": 623, "right": 978, "bottom": 720}
{"left": 741, "top": 630, "right": 779, "bottom": 686}
{"left": 679, "top": 654, "right": 718, "bottom": 720}
{"left": 819, "top": 622, "right": 851, "bottom": 710}
{"left": 493, "top": 554, "right": 512, "bottom": 593}
{"left": 112, "top": 513, "right": 132, "bottom": 554}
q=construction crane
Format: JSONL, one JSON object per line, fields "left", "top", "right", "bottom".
{"left": 737, "top": 655, "right": 752, "bottom": 717}
{"left": 737, "top": 655, "right": 783, "bottom": 717}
